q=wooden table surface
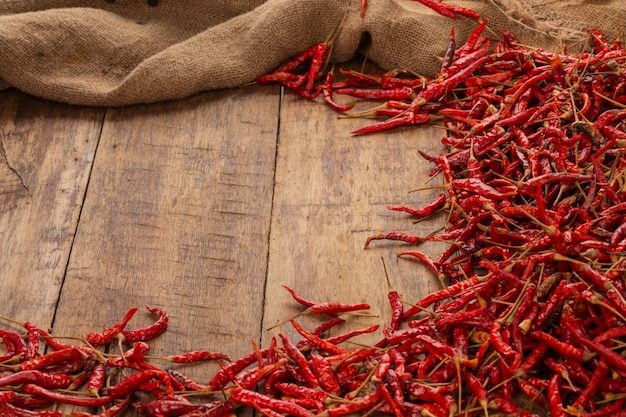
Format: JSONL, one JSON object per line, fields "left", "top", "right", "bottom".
{"left": 0, "top": 63, "right": 447, "bottom": 415}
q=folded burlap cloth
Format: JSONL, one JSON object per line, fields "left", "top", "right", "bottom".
{"left": 0, "top": 0, "right": 623, "bottom": 106}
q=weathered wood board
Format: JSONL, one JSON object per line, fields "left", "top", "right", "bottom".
{"left": 0, "top": 90, "right": 103, "bottom": 326}
{"left": 0, "top": 69, "right": 445, "bottom": 415}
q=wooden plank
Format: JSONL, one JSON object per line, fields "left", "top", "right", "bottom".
{"left": 0, "top": 90, "right": 103, "bottom": 326}
{"left": 51, "top": 85, "right": 280, "bottom": 398}
{"left": 263, "top": 87, "right": 447, "bottom": 347}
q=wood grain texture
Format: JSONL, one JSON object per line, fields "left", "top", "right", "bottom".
{"left": 263, "top": 90, "right": 447, "bottom": 347}
{"left": 52, "top": 86, "right": 279, "bottom": 393}
{"left": 0, "top": 71, "right": 449, "bottom": 416}
{"left": 0, "top": 90, "right": 103, "bottom": 326}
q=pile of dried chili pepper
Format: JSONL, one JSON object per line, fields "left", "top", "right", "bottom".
{"left": 6, "top": 6, "right": 626, "bottom": 417}
{"left": 253, "top": 9, "right": 626, "bottom": 417}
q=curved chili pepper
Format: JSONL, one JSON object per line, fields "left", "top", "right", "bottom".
{"left": 86, "top": 306, "right": 139, "bottom": 347}
{"left": 121, "top": 305, "right": 168, "bottom": 344}
{"left": 290, "top": 320, "right": 345, "bottom": 355}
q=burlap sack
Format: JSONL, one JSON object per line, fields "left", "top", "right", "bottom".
{"left": 0, "top": 0, "right": 624, "bottom": 106}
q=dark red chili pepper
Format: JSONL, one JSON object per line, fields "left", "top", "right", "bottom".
{"left": 0, "top": 330, "right": 27, "bottom": 360}
{"left": 230, "top": 386, "right": 314, "bottom": 417}
{"left": 121, "top": 305, "right": 168, "bottom": 344}
{"left": 86, "top": 306, "right": 139, "bottom": 347}
{"left": 22, "top": 384, "right": 113, "bottom": 407}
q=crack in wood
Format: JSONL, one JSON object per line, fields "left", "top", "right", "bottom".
{"left": 0, "top": 136, "right": 31, "bottom": 198}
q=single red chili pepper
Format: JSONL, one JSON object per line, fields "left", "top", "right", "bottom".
{"left": 529, "top": 330, "right": 590, "bottom": 362}
{"left": 452, "top": 178, "right": 516, "bottom": 200}
{"left": 20, "top": 346, "right": 90, "bottom": 371}
{"left": 583, "top": 399, "right": 626, "bottom": 417}
{"left": 23, "top": 322, "right": 40, "bottom": 360}
{"left": 403, "top": 380, "right": 456, "bottom": 414}
{"left": 87, "top": 361, "right": 106, "bottom": 396}
{"left": 0, "top": 369, "right": 73, "bottom": 389}
{"left": 274, "top": 44, "right": 319, "bottom": 74}
{"left": 378, "top": 380, "right": 404, "bottom": 417}
{"left": 327, "top": 387, "right": 383, "bottom": 417}
{"left": 207, "top": 348, "right": 269, "bottom": 390}
{"left": 256, "top": 71, "right": 302, "bottom": 86}
{"left": 547, "top": 374, "right": 568, "bottom": 417}
{"left": 520, "top": 341, "right": 548, "bottom": 376}
{"left": 412, "top": 0, "right": 480, "bottom": 19}
{"left": 230, "top": 386, "right": 315, "bottom": 417}
{"left": 165, "top": 349, "right": 232, "bottom": 364}
{"left": 304, "top": 43, "right": 328, "bottom": 92}
{"left": 386, "top": 193, "right": 447, "bottom": 217}
{"left": 306, "top": 301, "right": 371, "bottom": 316}
{"left": 0, "top": 391, "right": 15, "bottom": 405}
{"left": 106, "top": 369, "right": 169, "bottom": 399}
{"left": 296, "top": 317, "right": 345, "bottom": 349}
{"left": 290, "top": 320, "right": 346, "bottom": 355}
{"left": 397, "top": 250, "right": 440, "bottom": 276}
{"left": 335, "top": 86, "right": 414, "bottom": 101}
{"left": 321, "top": 72, "right": 353, "bottom": 112}
{"left": 237, "top": 358, "right": 289, "bottom": 390}
{"left": 310, "top": 353, "right": 341, "bottom": 396}
{"left": 121, "top": 305, "right": 168, "bottom": 344}
{"left": 489, "top": 321, "right": 522, "bottom": 367}
{"left": 402, "top": 275, "right": 484, "bottom": 318}
{"left": 518, "top": 378, "right": 548, "bottom": 408}
{"left": 593, "top": 325, "right": 626, "bottom": 343}
{"left": 350, "top": 111, "right": 432, "bottom": 136}
{"left": 21, "top": 383, "right": 113, "bottom": 407}
{"left": 364, "top": 231, "right": 422, "bottom": 248}
{"left": 0, "top": 330, "right": 27, "bottom": 361}
{"left": 86, "top": 306, "right": 139, "bottom": 347}
{"left": 278, "top": 333, "right": 319, "bottom": 388}
{"left": 465, "top": 372, "right": 488, "bottom": 414}
{"left": 274, "top": 381, "right": 328, "bottom": 403}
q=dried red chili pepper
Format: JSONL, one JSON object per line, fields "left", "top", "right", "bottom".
{"left": 121, "top": 305, "right": 168, "bottom": 344}
{"left": 85, "top": 306, "right": 139, "bottom": 347}
{"left": 230, "top": 386, "right": 315, "bottom": 417}
{"left": 22, "top": 384, "right": 113, "bottom": 407}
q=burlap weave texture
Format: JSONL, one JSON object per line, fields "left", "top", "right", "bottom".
{"left": 0, "top": 0, "right": 624, "bottom": 106}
